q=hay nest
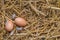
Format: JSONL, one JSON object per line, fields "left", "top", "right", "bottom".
{"left": 0, "top": 0, "right": 60, "bottom": 40}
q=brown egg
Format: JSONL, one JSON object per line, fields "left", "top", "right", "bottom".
{"left": 5, "top": 20, "right": 14, "bottom": 32}
{"left": 15, "top": 17, "right": 27, "bottom": 27}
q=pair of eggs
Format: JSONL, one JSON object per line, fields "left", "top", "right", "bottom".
{"left": 5, "top": 17, "right": 27, "bottom": 32}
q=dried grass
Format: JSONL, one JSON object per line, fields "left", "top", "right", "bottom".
{"left": 0, "top": 0, "right": 60, "bottom": 40}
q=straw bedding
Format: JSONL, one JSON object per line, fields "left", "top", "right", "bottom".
{"left": 0, "top": 0, "right": 60, "bottom": 40}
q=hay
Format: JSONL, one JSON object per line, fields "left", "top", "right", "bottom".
{"left": 0, "top": 0, "right": 60, "bottom": 40}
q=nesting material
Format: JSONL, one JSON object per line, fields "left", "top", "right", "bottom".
{"left": 0, "top": 0, "right": 60, "bottom": 40}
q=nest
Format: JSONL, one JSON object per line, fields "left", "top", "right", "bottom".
{"left": 0, "top": 0, "right": 60, "bottom": 40}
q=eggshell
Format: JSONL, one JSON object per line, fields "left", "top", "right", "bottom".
{"left": 5, "top": 20, "right": 14, "bottom": 32}
{"left": 15, "top": 17, "right": 27, "bottom": 27}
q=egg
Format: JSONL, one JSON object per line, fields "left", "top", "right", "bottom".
{"left": 5, "top": 20, "right": 14, "bottom": 32}
{"left": 14, "top": 17, "right": 27, "bottom": 27}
